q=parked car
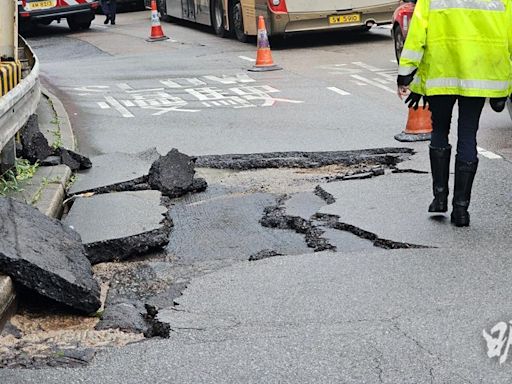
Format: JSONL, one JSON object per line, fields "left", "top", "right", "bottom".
{"left": 392, "top": 0, "right": 416, "bottom": 61}
{"left": 18, "top": 0, "right": 100, "bottom": 31}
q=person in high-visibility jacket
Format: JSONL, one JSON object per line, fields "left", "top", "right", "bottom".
{"left": 397, "top": 0, "right": 512, "bottom": 227}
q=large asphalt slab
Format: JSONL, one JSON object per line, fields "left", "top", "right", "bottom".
{"left": 319, "top": 156, "right": 512, "bottom": 248}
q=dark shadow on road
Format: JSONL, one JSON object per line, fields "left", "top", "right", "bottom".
{"left": 20, "top": 5, "right": 144, "bottom": 38}
{"left": 271, "top": 27, "right": 392, "bottom": 50}
{"left": 160, "top": 16, "right": 391, "bottom": 50}
{"left": 429, "top": 215, "right": 449, "bottom": 223}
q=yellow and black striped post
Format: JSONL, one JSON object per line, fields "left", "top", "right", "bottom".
{"left": 0, "top": 60, "right": 22, "bottom": 96}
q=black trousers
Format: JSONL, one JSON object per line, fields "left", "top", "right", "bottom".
{"left": 101, "top": 0, "right": 117, "bottom": 22}
{"left": 428, "top": 95, "right": 485, "bottom": 162}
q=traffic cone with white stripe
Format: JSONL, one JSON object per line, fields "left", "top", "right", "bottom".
{"left": 146, "top": 0, "right": 169, "bottom": 42}
{"left": 394, "top": 106, "right": 432, "bottom": 142}
{"left": 249, "top": 16, "right": 282, "bottom": 72}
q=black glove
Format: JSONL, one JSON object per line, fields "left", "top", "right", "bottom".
{"left": 490, "top": 97, "right": 507, "bottom": 113}
{"left": 405, "top": 92, "right": 428, "bottom": 110}
{"left": 397, "top": 69, "right": 418, "bottom": 87}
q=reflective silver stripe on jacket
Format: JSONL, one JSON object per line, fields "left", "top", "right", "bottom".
{"left": 401, "top": 49, "right": 424, "bottom": 62}
{"left": 426, "top": 78, "right": 510, "bottom": 90}
{"left": 398, "top": 66, "right": 417, "bottom": 76}
{"left": 430, "top": 0, "right": 505, "bottom": 11}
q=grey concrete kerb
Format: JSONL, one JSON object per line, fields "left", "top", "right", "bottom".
{"left": 0, "top": 87, "right": 76, "bottom": 332}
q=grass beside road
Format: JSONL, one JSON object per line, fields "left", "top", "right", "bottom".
{"left": 0, "top": 159, "right": 39, "bottom": 197}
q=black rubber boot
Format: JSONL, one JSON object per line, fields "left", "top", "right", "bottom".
{"left": 428, "top": 145, "right": 451, "bottom": 213}
{"left": 104, "top": 16, "right": 110, "bottom": 24}
{"left": 451, "top": 158, "right": 478, "bottom": 227}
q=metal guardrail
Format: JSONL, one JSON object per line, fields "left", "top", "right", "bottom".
{"left": 0, "top": 37, "right": 40, "bottom": 169}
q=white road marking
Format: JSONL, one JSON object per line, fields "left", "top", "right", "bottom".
{"left": 239, "top": 55, "right": 256, "bottom": 62}
{"left": 97, "top": 102, "right": 110, "bottom": 109}
{"left": 373, "top": 78, "right": 390, "bottom": 85}
{"left": 478, "top": 147, "right": 502, "bottom": 159}
{"left": 104, "top": 96, "right": 134, "bottom": 118}
{"left": 352, "top": 81, "right": 367, "bottom": 86}
{"left": 327, "top": 86, "right": 351, "bottom": 96}
{"left": 376, "top": 71, "right": 397, "bottom": 82}
{"left": 390, "top": 59, "right": 397, "bottom": 63}
{"left": 350, "top": 75, "right": 396, "bottom": 93}
{"left": 352, "top": 62, "right": 384, "bottom": 72}
{"left": 122, "top": 100, "right": 135, "bottom": 107}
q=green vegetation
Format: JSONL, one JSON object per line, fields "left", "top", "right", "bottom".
{"left": 0, "top": 159, "right": 39, "bottom": 197}
{"left": 50, "top": 116, "right": 63, "bottom": 149}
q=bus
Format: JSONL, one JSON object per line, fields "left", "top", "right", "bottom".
{"left": 150, "top": 0, "right": 401, "bottom": 43}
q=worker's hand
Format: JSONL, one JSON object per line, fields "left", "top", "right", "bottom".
{"left": 405, "top": 92, "right": 428, "bottom": 110}
{"left": 397, "top": 85, "right": 409, "bottom": 100}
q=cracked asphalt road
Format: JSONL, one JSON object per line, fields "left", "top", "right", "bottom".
{"left": 3, "top": 9, "right": 512, "bottom": 383}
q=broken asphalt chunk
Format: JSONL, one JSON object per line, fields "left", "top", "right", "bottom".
{"left": 19, "top": 114, "right": 53, "bottom": 164}
{"left": 57, "top": 148, "right": 92, "bottom": 171}
{"left": 148, "top": 149, "right": 207, "bottom": 198}
{"left": 0, "top": 198, "right": 101, "bottom": 314}
{"left": 64, "top": 191, "right": 172, "bottom": 264}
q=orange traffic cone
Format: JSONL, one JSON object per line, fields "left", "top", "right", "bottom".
{"left": 394, "top": 106, "right": 432, "bottom": 142}
{"left": 248, "top": 16, "right": 282, "bottom": 72}
{"left": 146, "top": 0, "right": 169, "bottom": 42}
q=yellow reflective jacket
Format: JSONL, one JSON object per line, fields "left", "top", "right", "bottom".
{"left": 399, "top": 0, "right": 512, "bottom": 97}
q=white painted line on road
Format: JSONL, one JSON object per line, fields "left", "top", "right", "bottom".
{"left": 373, "top": 78, "right": 391, "bottom": 85}
{"left": 97, "top": 102, "right": 110, "bottom": 109}
{"left": 122, "top": 100, "right": 135, "bottom": 107}
{"left": 165, "top": 39, "right": 178, "bottom": 43}
{"left": 377, "top": 71, "right": 397, "bottom": 82}
{"left": 202, "top": 102, "right": 212, "bottom": 107}
{"left": 352, "top": 62, "right": 384, "bottom": 72}
{"left": 352, "top": 81, "right": 367, "bottom": 86}
{"left": 104, "top": 96, "right": 134, "bottom": 118}
{"left": 327, "top": 86, "right": 351, "bottom": 96}
{"left": 390, "top": 59, "right": 397, "bottom": 63}
{"left": 478, "top": 147, "right": 502, "bottom": 159}
{"left": 239, "top": 55, "right": 256, "bottom": 62}
{"left": 350, "top": 75, "right": 396, "bottom": 93}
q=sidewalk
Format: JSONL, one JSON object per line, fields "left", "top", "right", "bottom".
{"left": 0, "top": 88, "right": 75, "bottom": 332}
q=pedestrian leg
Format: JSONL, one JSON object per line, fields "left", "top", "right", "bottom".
{"left": 110, "top": 0, "right": 117, "bottom": 24}
{"left": 451, "top": 96, "right": 485, "bottom": 227}
{"left": 101, "top": 0, "right": 110, "bottom": 23}
{"left": 426, "top": 95, "right": 456, "bottom": 213}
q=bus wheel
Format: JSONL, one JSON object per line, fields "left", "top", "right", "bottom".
{"left": 211, "top": 0, "right": 227, "bottom": 37}
{"left": 230, "top": 0, "right": 248, "bottom": 43}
